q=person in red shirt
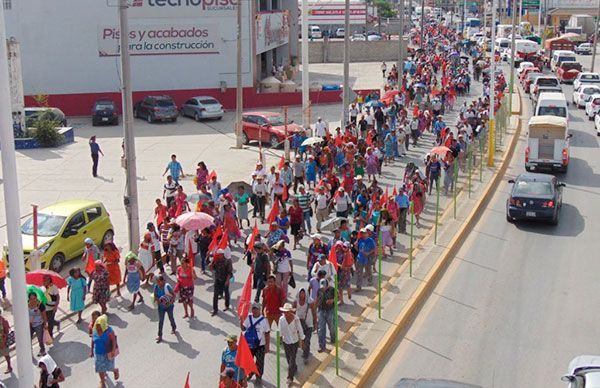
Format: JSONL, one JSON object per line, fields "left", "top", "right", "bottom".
{"left": 220, "top": 368, "right": 241, "bottom": 388}
{"left": 288, "top": 199, "right": 304, "bottom": 250}
{"left": 176, "top": 258, "right": 197, "bottom": 319}
{"left": 262, "top": 275, "right": 285, "bottom": 327}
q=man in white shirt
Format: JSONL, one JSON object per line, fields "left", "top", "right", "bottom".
{"left": 163, "top": 175, "right": 177, "bottom": 208}
{"left": 364, "top": 111, "right": 374, "bottom": 128}
{"left": 314, "top": 117, "right": 328, "bottom": 138}
{"left": 314, "top": 186, "right": 331, "bottom": 232}
{"left": 279, "top": 303, "right": 305, "bottom": 384}
{"left": 270, "top": 171, "right": 285, "bottom": 207}
{"left": 242, "top": 303, "right": 271, "bottom": 380}
{"left": 381, "top": 61, "right": 387, "bottom": 78}
{"left": 348, "top": 103, "right": 359, "bottom": 124}
{"left": 252, "top": 176, "right": 268, "bottom": 221}
{"left": 333, "top": 187, "right": 351, "bottom": 218}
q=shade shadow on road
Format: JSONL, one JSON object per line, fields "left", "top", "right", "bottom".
{"left": 563, "top": 157, "right": 600, "bottom": 188}
{"left": 514, "top": 203, "right": 584, "bottom": 237}
{"left": 569, "top": 128, "right": 599, "bottom": 149}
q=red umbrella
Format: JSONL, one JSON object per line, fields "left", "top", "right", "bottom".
{"left": 381, "top": 90, "right": 399, "bottom": 105}
{"left": 431, "top": 146, "right": 451, "bottom": 156}
{"left": 26, "top": 269, "right": 67, "bottom": 289}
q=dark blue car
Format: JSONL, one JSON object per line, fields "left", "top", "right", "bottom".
{"left": 506, "top": 173, "right": 565, "bottom": 225}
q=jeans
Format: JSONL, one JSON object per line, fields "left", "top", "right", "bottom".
{"left": 317, "top": 309, "right": 335, "bottom": 350}
{"left": 254, "top": 277, "right": 266, "bottom": 303}
{"left": 30, "top": 324, "right": 45, "bottom": 353}
{"left": 158, "top": 306, "right": 176, "bottom": 337}
{"left": 250, "top": 345, "right": 266, "bottom": 376}
{"left": 283, "top": 341, "right": 299, "bottom": 380}
{"left": 199, "top": 250, "right": 207, "bottom": 272}
{"left": 300, "top": 320, "right": 312, "bottom": 359}
{"left": 46, "top": 308, "right": 58, "bottom": 337}
{"left": 254, "top": 196, "right": 266, "bottom": 220}
{"left": 398, "top": 207, "right": 408, "bottom": 233}
{"left": 91, "top": 153, "right": 99, "bottom": 177}
{"left": 213, "top": 279, "right": 230, "bottom": 312}
{"left": 355, "top": 261, "right": 372, "bottom": 290}
{"left": 303, "top": 211, "right": 312, "bottom": 233}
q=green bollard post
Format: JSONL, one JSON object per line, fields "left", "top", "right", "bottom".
{"left": 435, "top": 178, "right": 440, "bottom": 245}
{"left": 453, "top": 159, "right": 458, "bottom": 219}
{"left": 378, "top": 229, "right": 382, "bottom": 319}
{"left": 334, "top": 272, "right": 339, "bottom": 375}
{"left": 479, "top": 134, "right": 483, "bottom": 183}
{"left": 468, "top": 149, "right": 472, "bottom": 198}
{"left": 409, "top": 201, "right": 414, "bottom": 277}
{"left": 276, "top": 328, "right": 281, "bottom": 388}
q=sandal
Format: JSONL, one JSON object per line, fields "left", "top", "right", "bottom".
{"left": 114, "top": 368, "right": 120, "bottom": 380}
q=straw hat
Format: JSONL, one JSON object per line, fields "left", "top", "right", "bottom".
{"left": 280, "top": 302, "right": 295, "bottom": 312}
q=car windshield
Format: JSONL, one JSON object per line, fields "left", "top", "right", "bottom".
{"left": 21, "top": 213, "right": 67, "bottom": 237}
{"left": 538, "top": 106, "right": 567, "bottom": 117}
{"left": 156, "top": 99, "right": 174, "bottom": 107}
{"left": 581, "top": 74, "right": 600, "bottom": 81}
{"left": 562, "top": 62, "right": 582, "bottom": 71}
{"left": 514, "top": 180, "right": 553, "bottom": 196}
{"left": 538, "top": 78, "right": 558, "bottom": 87}
{"left": 267, "top": 115, "right": 285, "bottom": 126}
{"left": 198, "top": 98, "right": 219, "bottom": 105}
{"left": 583, "top": 88, "right": 600, "bottom": 95}
{"left": 95, "top": 103, "right": 114, "bottom": 110}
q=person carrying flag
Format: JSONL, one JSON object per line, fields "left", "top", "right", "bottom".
{"left": 241, "top": 302, "right": 270, "bottom": 381}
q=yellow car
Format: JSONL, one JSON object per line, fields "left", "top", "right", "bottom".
{"left": 5, "top": 200, "right": 114, "bottom": 272}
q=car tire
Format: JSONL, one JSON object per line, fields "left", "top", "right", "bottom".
{"left": 49, "top": 253, "right": 65, "bottom": 272}
{"left": 147, "top": 113, "right": 153, "bottom": 123}
{"left": 172, "top": 117, "right": 177, "bottom": 123}
{"left": 195, "top": 113, "right": 201, "bottom": 122}
{"left": 270, "top": 135, "right": 279, "bottom": 148}
{"left": 113, "top": 118, "right": 119, "bottom": 126}
{"left": 525, "top": 166, "right": 531, "bottom": 172}
{"left": 241, "top": 131, "right": 249, "bottom": 145}
{"left": 216, "top": 116, "right": 222, "bottom": 120}
{"left": 551, "top": 211, "right": 559, "bottom": 226}
{"left": 102, "top": 230, "right": 114, "bottom": 248}
{"left": 506, "top": 213, "right": 513, "bottom": 223}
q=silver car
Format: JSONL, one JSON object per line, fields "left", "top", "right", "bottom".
{"left": 562, "top": 355, "right": 600, "bottom": 387}
{"left": 180, "top": 96, "right": 224, "bottom": 121}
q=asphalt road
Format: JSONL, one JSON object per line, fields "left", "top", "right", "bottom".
{"left": 371, "top": 57, "right": 600, "bottom": 388}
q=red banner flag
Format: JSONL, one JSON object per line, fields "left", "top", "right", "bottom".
{"left": 282, "top": 184, "right": 288, "bottom": 202}
{"left": 266, "top": 200, "right": 279, "bottom": 225}
{"left": 366, "top": 131, "right": 373, "bottom": 146}
{"left": 246, "top": 223, "right": 259, "bottom": 252}
{"left": 392, "top": 185, "right": 398, "bottom": 196}
{"left": 237, "top": 271, "right": 253, "bottom": 323}
{"left": 328, "top": 244, "right": 339, "bottom": 271}
{"left": 184, "top": 372, "right": 190, "bottom": 388}
{"left": 278, "top": 155, "right": 285, "bottom": 170}
{"left": 235, "top": 334, "right": 260, "bottom": 377}
{"left": 218, "top": 231, "right": 229, "bottom": 250}
{"left": 207, "top": 225, "right": 223, "bottom": 252}
{"left": 207, "top": 170, "right": 217, "bottom": 181}
{"left": 380, "top": 187, "right": 389, "bottom": 206}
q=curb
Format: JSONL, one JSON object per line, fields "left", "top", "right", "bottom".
{"left": 349, "top": 95, "right": 523, "bottom": 387}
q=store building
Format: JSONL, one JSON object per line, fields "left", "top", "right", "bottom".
{"left": 2, "top": 0, "right": 338, "bottom": 115}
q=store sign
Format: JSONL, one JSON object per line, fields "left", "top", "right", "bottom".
{"left": 129, "top": 0, "right": 237, "bottom": 18}
{"left": 97, "top": 23, "right": 220, "bottom": 56}
{"left": 305, "top": 2, "right": 367, "bottom": 25}
{"left": 255, "top": 11, "right": 289, "bottom": 55}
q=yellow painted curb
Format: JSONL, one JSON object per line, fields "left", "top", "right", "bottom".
{"left": 350, "top": 103, "right": 523, "bottom": 388}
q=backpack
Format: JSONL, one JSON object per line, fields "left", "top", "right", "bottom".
{"left": 244, "top": 316, "right": 265, "bottom": 350}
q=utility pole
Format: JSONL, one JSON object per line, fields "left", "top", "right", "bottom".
{"left": 0, "top": 7, "right": 36, "bottom": 387}
{"left": 301, "top": 0, "right": 310, "bottom": 130}
{"left": 592, "top": 0, "right": 600, "bottom": 72}
{"left": 518, "top": 0, "right": 523, "bottom": 24}
{"left": 488, "top": 0, "right": 497, "bottom": 167}
{"left": 537, "top": 0, "right": 542, "bottom": 36}
{"left": 235, "top": 0, "right": 243, "bottom": 148}
{"left": 508, "top": 0, "right": 518, "bottom": 110}
{"left": 541, "top": 0, "right": 548, "bottom": 47}
{"left": 462, "top": 0, "right": 466, "bottom": 37}
{"left": 342, "top": 0, "right": 350, "bottom": 126}
{"left": 119, "top": 0, "right": 140, "bottom": 252}
{"left": 398, "top": 0, "right": 404, "bottom": 72}
{"left": 420, "top": 0, "right": 425, "bottom": 49}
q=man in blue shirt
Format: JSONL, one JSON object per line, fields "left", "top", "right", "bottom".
{"left": 163, "top": 154, "right": 184, "bottom": 184}
{"left": 221, "top": 334, "right": 245, "bottom": 384}
{"left": 89, "top": 136, "right": 104, "bottom": 178}
{"left": 395, "top": 186, "right": 410, "bottom": 233}
{"left": 356, "top": 229, "right": 375, "bottom": 292}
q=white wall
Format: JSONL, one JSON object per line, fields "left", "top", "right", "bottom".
{"left": 4, "top": 0, "right": 254, "bottom": 95}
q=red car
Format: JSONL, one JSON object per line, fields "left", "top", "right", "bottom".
{"left": 241, "top": 111, "right": 302, "bottom": 148}
{"left": 519, "top": 66, "right": 540, "bottom": 84}
{"left": 556, "top": 61, "right": 583, "bottom": 84}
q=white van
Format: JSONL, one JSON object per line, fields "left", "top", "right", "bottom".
{"left": 526, "top": 115, "right": 571, "bottom": 172}
{"left": 535, "top": 92, "right": 569, "bottom": 119}
{"left": 512, "top": 39, "right": 539, "bottom": 65}
{"left": 551, "top": 50, "right": 576, "bottom": 71}
{"left": 309, "top": 25, "right": 322, "bottom": 39}
{"left": 495, "top": 38, "right": 510, "bottom": 49}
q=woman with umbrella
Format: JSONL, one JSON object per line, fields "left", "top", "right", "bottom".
{"left": 91, "top": 261, "right": 110, "bottom": 314}
{"left": 28, "top": 290, "right": 48, "bottom": 356}
{"left": 42, "top": 275, "right": 60, "bottom": 339}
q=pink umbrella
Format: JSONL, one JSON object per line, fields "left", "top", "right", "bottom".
{"left": 175, "top": 212, "right": 214, "bottom": 231}
{"left": 431, "top": 146, "right": 451, "bottom": 155}
{"left": 26, "top": 269, "right": 67, "bottom": 289}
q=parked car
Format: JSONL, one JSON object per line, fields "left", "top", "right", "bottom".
{"left": 575, "top": 42, "right": 593, "bottom": 55}
{"left": 133, "top": 95, "right": 178, "bottom": 123}
{"left": 585, "top": 93, "right": 600, "bottom": 120}
{"left": 351, "top": 33, "right": 366, "bottom": 41}
{"left": 556, "top": 61, "right": 582, "bottom": 83}
{"left": 241, "top": 111, "right": 302, "bottom": 148}
{"left": 523, "top": 72, "right": 543, "bottom": 93}
{"left": 91, "top": 99, "right": 118, "bottom": 126}
{"left": 562, "top": 355, "right": 600, "bottom": 387}
{"left": 366, "top": 31, "right": 382, "bottom": 41}
{"left": 24, "top": 107, "right": 67, "bottom": 127}
{"left": 3, "top": 200, "right": 114, "bottom": 272}
{"left": 572, "top": 84, "right": 600, "bottom": 108}
{"left": 334, "top": 28, "right": 345, "bottom": 38}
{"left": 519, "top": 67, "right": 540, "bottom": 84}
{"left": 516, "top": 61, "right": 535, "bottom": 76}
{"left": 573, "top": 72, "right": 600, "bottom": 90}
{"left": 594, "top": 113, "right": 600, "bottom": 136}
{"left": 309, "top": 25, "right": 322, "bottom": 39}
{"left": 180, "top": 96, "right": 224, "bottom": 121}
{"left": 506, "top": 173, "right": 565, "bottom": 225}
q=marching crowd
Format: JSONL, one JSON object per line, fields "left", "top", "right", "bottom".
{"left": 0, "top": 14, "right": 510, "bottom": 388}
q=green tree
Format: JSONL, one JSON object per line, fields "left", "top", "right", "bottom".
{"left": 373, "top": 0, "right": 397, "bottom": 18}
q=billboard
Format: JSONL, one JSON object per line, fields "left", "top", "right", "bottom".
{"left": 305, "top": 1, "right": 368, "bottom": 25}
{"left": 128, "top": 0, "right": 238, "bottom": 18}
{"left": 256, "top": 11, "right": 290, "bottom": 54}
{"left": 97, "top": 23, "right": 221, "bottom": 56}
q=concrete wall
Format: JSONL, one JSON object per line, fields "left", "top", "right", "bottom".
{"left": 300, "top": 39, "right": 409, "bottom": 63}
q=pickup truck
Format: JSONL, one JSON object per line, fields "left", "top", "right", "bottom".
{"left": 556, "top": 61, "right": 583, "bottom": 84}
{"left": 526, "top": 115, "right": 571, "bottom": 173}
{"left": 575, "top": 43, "right": 593, "bottom": 55}
{"left": 530, "top": 76, "right": 562, "bottom": 98}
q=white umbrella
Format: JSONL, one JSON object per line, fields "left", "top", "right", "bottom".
{"left": 302, "top": 137, "right": 324, "bottom": 147}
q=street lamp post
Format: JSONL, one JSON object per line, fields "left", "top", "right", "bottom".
{"left": 342, "top": 0, "right": 350, "bottom": 126}
{"left": 235, "top": 0, "right": 243, "bottom": 148}
{"left": 301, "top": 0, "right": 310, "bottom": 130}
{"left": 488, "top": 0, "right": 497, "bottom": 167}
{"left": 0, "top": 5, "right": 36, "bottom": 387}
{"left": 508, "top": 0, "right": 518, "bottom": 110}
{"left": 591, "top": 0, "right": 600, "bottom": 72}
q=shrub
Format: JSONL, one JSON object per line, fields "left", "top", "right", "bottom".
{"left": 31, "top": 111, "right": 64, "bottom": 147}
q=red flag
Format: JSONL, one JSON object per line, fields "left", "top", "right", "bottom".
{"left": 366, "top": 131, "right": 373, "bottom": 146}
{"left": 392, "top": 185, "right": 398, "bottom": 196}
{"left": 246, "top": 223, "right": 259, "bottom": 252}
{"left": 278, "top": 155, "right": 285, "bottom": 170}
{"left": 207, "top": 170, "right": 217, "bottom": 181}
{"left": 184, "top": 372, "right": 190, "bottom": 388}
{"left": 282, "top": 184, "right": 288, "bottom": 202}
{"left": 380, "top": 187, "right": 389, "bottom": 206}
{"left": 266, "top": 200, "right": 279, "bottom": 225}
{"left": 218, "top": 231, "right": 229, "bottom": 250}
{"left": 364, "top": 193, "right": 378, "bottom": 227}
{"left": 328, "top": 244, "right": 339, "bottom": 271}
{"left": 237, "top": 271, "right": 253, "bottom": 323}
{"left": 235, "top": 334, "right": 260, "bottom": 377}
{"left": 207, "top": 225, "right": 223, "bottom": 252}
{"left": 175, "top": 202, "right": 183, "bottom": 217}
{"left": 188, "top": 238, "right": 195, "bottom": 267}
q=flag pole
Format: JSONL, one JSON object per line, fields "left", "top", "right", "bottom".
{"left": 334, "top": 272, "right": 339, "bottom": 375}
{"left": 377, "top": 229, "right": 382, "bottom": 319}
{"left": 434, "top": 179, "right": 440, "bottom": 244}
{"left": 409, "top": 201, "right": 414, "bottom": 277}
{"left": 453, "top": 159, "right": 458, "bottom": 219}
{"left": 276, "top": 327, "right": 281, "bottom": 388}
{"left": 468, "top": 149, "right": 472, "bottom": 198}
